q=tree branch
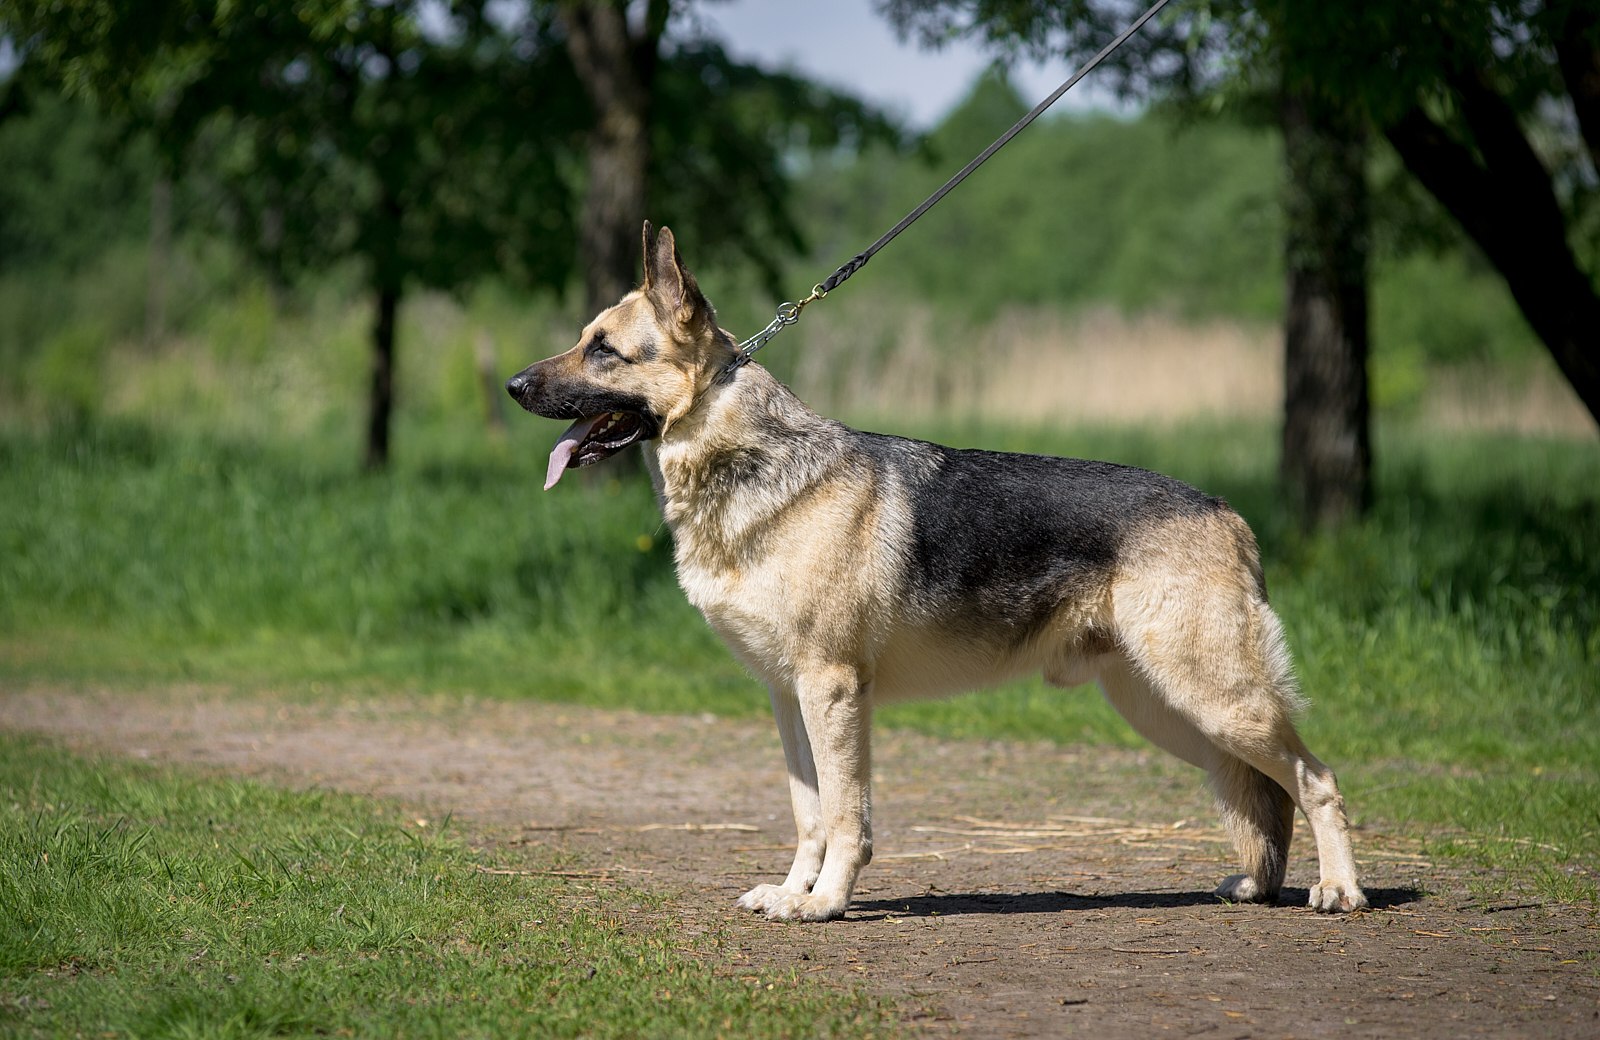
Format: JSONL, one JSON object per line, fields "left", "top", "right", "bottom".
{"left": 1452, "top": 66, "right": 1576, "bottom": 259}
{"left": 1384, "top": 97, "right": 1600, "bottom": 425}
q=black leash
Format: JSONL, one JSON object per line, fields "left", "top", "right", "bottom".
{"left": 728, "top": 0, "right": 1173, "bottom": 372}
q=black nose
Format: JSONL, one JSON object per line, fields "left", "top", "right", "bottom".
{"left": 505, "top": 372, "right": 529, "bottom": 400}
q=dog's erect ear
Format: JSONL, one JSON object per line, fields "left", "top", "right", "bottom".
{"left": 640, "top": 220, "right": 655, "bottom": 291}
{"left": 644, "top": 224, "right": 707, "bottom": 329}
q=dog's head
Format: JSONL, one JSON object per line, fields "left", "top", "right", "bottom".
{"left": 506, "top": 222, "right": 732, "bottom": 489}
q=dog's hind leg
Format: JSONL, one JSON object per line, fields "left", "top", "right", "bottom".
{"left": 1208, "top": 717, "right": 1364, "bottom": 913}
{"left": 1110, "top": 565, "right": 1367, "bottom": 913}
{"left": 738, "top": 684, "right": 827, "bottom": 915}
{"left": 1090, "top": 655, "right": 1292, "bottom": 904}
{"left": 1208, "top": 754, "right": 1295, "bottom": 903}
{"left": 759, "top": 663, "right": 872, "bottom": 922}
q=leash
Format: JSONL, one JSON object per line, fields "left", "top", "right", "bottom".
{"left": 726, "top": 0, "right": 1173, "bottom": 374}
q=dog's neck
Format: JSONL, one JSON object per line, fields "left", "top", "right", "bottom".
{"left": 646, "top": 361, "right": 848, "bottom": 548}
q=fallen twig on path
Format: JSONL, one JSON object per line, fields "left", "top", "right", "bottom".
{"left": 475, "top": 866, "right": 654, "bottom": 880}
{"left": 635, "top": 822, "right": 761, "bottom": 833}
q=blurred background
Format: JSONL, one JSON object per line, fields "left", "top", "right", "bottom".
{"left": 0, "top": 2, "right": 1596, "bottom": 812}
{"left": 2, "top": 1, "right": 1595, "bottom": 461}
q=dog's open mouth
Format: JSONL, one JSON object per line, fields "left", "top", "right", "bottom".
{"left": 545, "top": 412, "right": 648, "bottom": 489}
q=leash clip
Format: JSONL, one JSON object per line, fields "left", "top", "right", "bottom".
{"left": 730, "top": 285, "right": 827, "bottom": 374}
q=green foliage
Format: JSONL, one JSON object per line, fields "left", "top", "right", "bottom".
{"left": 154, "top": 1, "right": 579, "bottom": 294}
{"left": 877, "top": 0, "right": 1599, "bottom": 423}
{"left": 792, "top": 76, "right": 1541, "bottom": 367}
{"left": 0, "top": 733, "right": 887, "bottom": 1037}
{"left": 2, "top": 0, "right": 904, "bottom": 308}
{"left": 0, "top": 234, "right": 303, "bottom": 421}
{"left": 1373, "top": 250, "right": 1542, "bottom": 367}
{"left": 803, "top": 93, "right": 1287, "bottom": 323}
{"left": 0, "top": 240, "right": 158, "bottom": 415}
{"left": 0, "top": 39, "right": 1546, "bottom": 410}
{"left": 2, "top": 0, "right": 591, "bottom": 469}
{"left": 647, "top": 38, "right": 903, "bottom": 295}
{"left": 1, "top": 0, "right": 909, "bottom": 467}
{"left": 0, "top": 92, "right": 156, "bottom": 274}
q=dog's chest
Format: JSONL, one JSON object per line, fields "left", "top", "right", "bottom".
{"left": 652, "top": 457, "right": 794, "bottom": 621}
{"left": 672, "top": 539, "right": 798, "bottom": 676}
{"left": 669, "top": 518, "right": 778, "bottom": 618}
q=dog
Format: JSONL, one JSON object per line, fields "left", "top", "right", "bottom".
{"left": 505, "top": 222, "right": 1368, "bottom": 922}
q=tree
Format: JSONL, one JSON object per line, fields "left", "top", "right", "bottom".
{"left": 557, "top": 0, "right": 666, "bottom": 316}
{"left": 1255, "top": 0, "right": 1600, "bottom": 506}
{"left": 892, "top": 1, "right": 1600, "bottom": 431}
{"left": 548, "top": 1, "right": 902, "bottom": 313}
{"left": 0, "top": 86, "right": 157, "bottom": 277}
{"left": 4, "top": 1, "right": 583, "bottom": 469}
{"left": 1279, "top": 66, "right": 1373, "bottom": 526}
{"left": 1359, "top": 3, "right": 1600, "bottom": 427}
{"left": 882, "top": 0, "right": 1600, "bottom": 522}
{"left": 881, "top": 0, "right": 1378, "bottom": 526}
{"left": 5, "top": 1, "right": 897, "bottom": 468}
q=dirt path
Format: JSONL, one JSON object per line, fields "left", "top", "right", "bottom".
{"left": 3, "top": 685, "right": 1596, "bottom": 1038}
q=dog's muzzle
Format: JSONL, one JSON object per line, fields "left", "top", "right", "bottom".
{"left": 503, "top": 364, "right": 658, "bottom": 490}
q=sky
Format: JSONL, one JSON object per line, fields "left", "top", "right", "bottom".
{"left": 697, "top": 1, "right": 1123, "bottom": 129}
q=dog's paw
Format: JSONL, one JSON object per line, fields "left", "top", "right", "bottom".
{"left": 763, "top": 890, "right": 848, "bottom": 923}
{"left": 1214, "top": 874, "right": 1277, "bottom": 904}
{"left": 1308, "top": 879, "right": 1368, "bottom": 913}
{"left": 737, "top": 884, "right": 792, "bottom": 915}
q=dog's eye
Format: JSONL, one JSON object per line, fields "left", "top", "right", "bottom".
{"left": 586, "top": 337, "right": 625, "bottom": 362}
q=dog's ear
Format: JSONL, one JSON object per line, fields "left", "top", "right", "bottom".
{"left": 645, "top": 224, "right": 708, "bottom": 330}
{"left": 640, "top": 220, "right": 655, "bottom": 291}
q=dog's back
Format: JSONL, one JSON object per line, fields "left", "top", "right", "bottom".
{"left": 859, "top": 432, "right": 1240, "bottom": 641}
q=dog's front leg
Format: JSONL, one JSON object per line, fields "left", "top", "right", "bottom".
{"left": 763, "top": 665, "right": 872, "bottom": 922}
{"left": 737, "top": 684, "right": 827, "bottom": 916}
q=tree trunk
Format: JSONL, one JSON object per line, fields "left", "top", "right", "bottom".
{"left": 579, "top": 113, "right": 650, "bottom": 312}
{"left": 364, "top": 182, "right": 405, "bottom": 472}
{"left": 1279, "top": 84, "right": 1372, "bottom": 530}
{"left": 365, "top": 282, "right": 400, "bottom": 472}
{"left": 559, "top": 0, "right": 668, "bottom": 484}
{"left": 560, "top": 0, "right": 667, "bottom": 315}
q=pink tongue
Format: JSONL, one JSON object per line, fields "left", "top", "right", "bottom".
{"left": 544, "top": 415, "right": 607, "bottom": 490}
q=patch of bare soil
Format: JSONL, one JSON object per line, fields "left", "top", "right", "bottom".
{"left": 3, "top": 685, "right": 1596, "bottom": 1038}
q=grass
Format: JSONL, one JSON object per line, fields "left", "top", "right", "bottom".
{"left": 0, "top": 731, "right": 886, "bottom": 1038}
{"left": 1, "top": 415, "right": 1597, "bottom": 906}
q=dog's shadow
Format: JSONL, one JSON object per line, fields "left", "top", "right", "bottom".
{"left": 850, "top": 886, "right": 1422, "bottom": 919}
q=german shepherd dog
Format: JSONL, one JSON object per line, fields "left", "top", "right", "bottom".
{"left": 506, "top": 223, "right": 1368, "bottom": 921}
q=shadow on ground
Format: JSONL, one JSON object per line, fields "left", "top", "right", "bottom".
{"left": 852, "top": 885, "right": 1423, "bottom": 918}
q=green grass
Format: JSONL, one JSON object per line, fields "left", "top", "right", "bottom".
{"left": 0, "top": 731, "right": 885, "bottom": 1038}
{"left": 2, "top": 417, "right": 1597, "bottom": 904}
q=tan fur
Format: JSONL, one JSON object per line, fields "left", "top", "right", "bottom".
{"left": 510, "top": 224, "right": 1367, "bottom": 921}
